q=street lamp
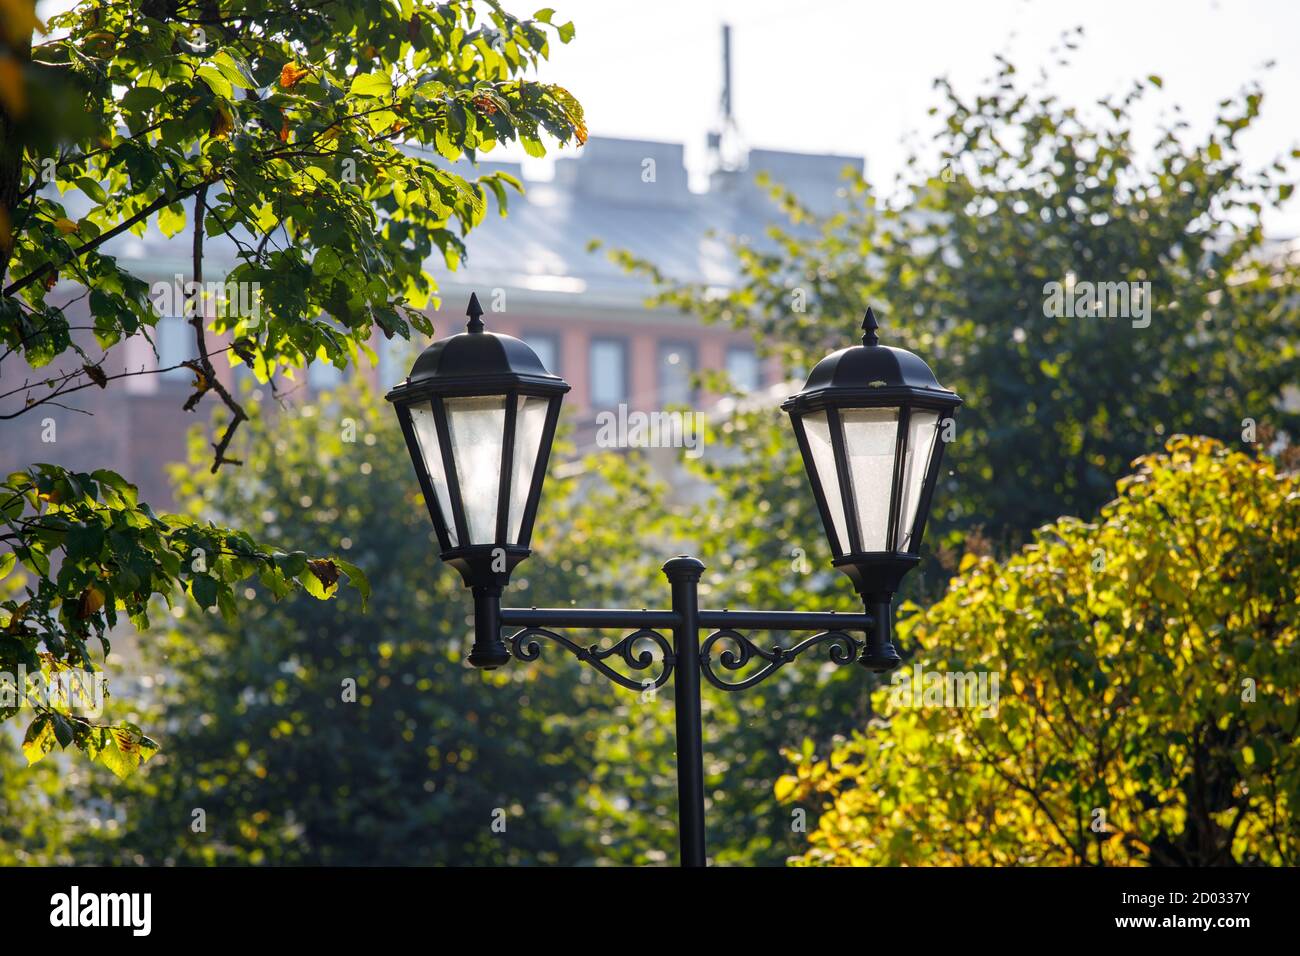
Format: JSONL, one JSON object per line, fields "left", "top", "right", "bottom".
{"left": 385, "top": 292, "right": 568, "bottom": 668}
{"left": 386, "top": 294, "right": 960, "bottom": 867}
{"left": 783, "top": 307, "right": 961, "bottom": 671}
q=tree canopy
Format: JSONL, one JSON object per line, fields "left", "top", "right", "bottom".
{"left": 780, "top": 437, "right": 1299, "bottom": 866}
{"left": 600, "top": 48, "right": 1300, "bottom": 547}
{"left": 0, "top": 0, "right": 583, "bottom": 772}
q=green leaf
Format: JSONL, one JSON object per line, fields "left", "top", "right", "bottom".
{"left": 158, "top": 202, "right": 186, "bottom": 238}
{"left": 335, "top": 558, "right": 371, "bottom": 611}
{"left": 20, "top": 545, "right": 49, "bottom": 579}
{"left": 299, "top": 570, "right": 328, "bottom": 599}
{"left": 349, "top": 71, "right": 393, "bottom": 98}
{"left": 97, "top": 724, "right": 159, "bottom": 779}
{"left": 191, "top": 574, "right": 218, "bottom": 609}
{"left": 196, "top": 65, "right": 234, "bottom": 99}
{"left": 217, "top": 587, "right": 238, "bottom": 626}
{"left": 75, "top": 176, "right": 108, "bottom": 204}
{"left": 212, "top": 51, "right": 255, "bottom": 89}
{"left": 276, "top": 550, "right": 308, "bottom": 578}
{"left": 258, "top": 565, "right": 293, "bottom": 600}
{"left": 0, "top": 551, "right": 15, "bottom": 581}
{"left": 120, "top": 86, "right": 165, "bottom": 114}
{"left": 51, "top": 712, "right": 74, "bottom": 749}
{"left": 367, "top": 109, "right": 399, "bottom": 135}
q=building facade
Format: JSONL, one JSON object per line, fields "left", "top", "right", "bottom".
{"left": 1, "top": 137, "right": 862, "bottom": 507}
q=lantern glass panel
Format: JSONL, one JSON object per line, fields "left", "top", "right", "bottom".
{"left": 801, "top": 410, "right": 849, "bottom": 555}
{"left": 508, "top": 395, "right": 550, "bottom": 543}
{"left": 444, "top": 395, "right": 507, "bottom": 544}
{"left": 841, "top": 407, "right": 899, "bottom": 551}
{"left": 409, "top": 402, "right": 458, "bottom": 547}
{"left": 896, "top": 409, "right": 941, "bottom": 550}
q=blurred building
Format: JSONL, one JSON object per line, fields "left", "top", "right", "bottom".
{"left": 1, "top": 136, "right": 862, "bottom": 507}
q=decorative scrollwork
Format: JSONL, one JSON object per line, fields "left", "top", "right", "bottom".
{"left": 508, "top": 627, "right": 675, "bottom": 691}
{"left": 699, "top": 628, "right": 862, "bottom": 691}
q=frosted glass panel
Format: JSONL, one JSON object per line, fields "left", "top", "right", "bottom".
{"left": 801, "top": 411, "right": 848, "bottom": 555}
{"left": 896, "top": 410, "right": 940, "bottom": 550}
{"left": 508, "top": 396, "right": 550, "bottom": 543}
{"left": 444, "top": 396, "right": 506, "bottom": 544}
{"left": 841, "top": 407, "right": 899, "bottom": 551}
{"left": 409, "top": 402, "right": 457, "bottom": 547}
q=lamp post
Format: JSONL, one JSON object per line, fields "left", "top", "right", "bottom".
{"left": 386, "top": 294, "right": 960, "bottom": 867}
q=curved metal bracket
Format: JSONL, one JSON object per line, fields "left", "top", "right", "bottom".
{"left": 508, "top": 627, "right": 675, "bottom": 692}
{"left": 699, "top": 628, "right": 862, "bottom": 692}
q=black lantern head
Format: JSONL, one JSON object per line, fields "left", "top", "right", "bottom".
{"left": 782, "top": 308, "right": 961, "bottom": 670}
{"left": 386, "top": 293, "right": 569, "bottom": 599}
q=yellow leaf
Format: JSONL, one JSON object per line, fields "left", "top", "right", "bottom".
{"left": 0, "top": 55, "right": 25, "bottom": 119}
{"left": 22, "top": 716, "right": 56, "bottom": 766}
{"left": 774, "top": 776, "right": 797, "bottom": 802}
{"left": 78, "top": 585, "right": 105, "bottom": 618}
{"left": 209, "top": 101, "right": 234, "bottom": 138}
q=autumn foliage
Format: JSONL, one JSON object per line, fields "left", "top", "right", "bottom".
{"left": 781, "top": 437, "right": 1299, "bottom": 866}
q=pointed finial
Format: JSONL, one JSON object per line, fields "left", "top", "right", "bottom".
{"left": 466, "top": 292, "right": 485, "bottom": 333}
{"left": 861, "top": 307, "right": 880, "bottom": 346}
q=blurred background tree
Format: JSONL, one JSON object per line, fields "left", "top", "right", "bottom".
{"left": 601, "top": 51, "right": 1300, "bottom": 551}
{"left": 70, "top": 378, "right": 682, "bottom": 865}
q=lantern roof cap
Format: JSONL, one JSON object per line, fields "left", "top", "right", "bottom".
{"left": 782, "top": 307, "right": 961, "bottom": 412}
{"left": 386, "top": 293, "right": 569, "bottom": 403}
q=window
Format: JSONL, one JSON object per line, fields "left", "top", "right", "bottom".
{"left": 725, "top": 346, "right": 762, "bottom": 392}
{"left": 589, "top": 338, "right": 628, "bottom": 408}
{"left": 156, "top": 316, "right": 197, "bottom": 381}
{"left": 657, "top": 340, "right": 697, "bottom": 406}
{"left": 522, "top": 331, "right": 561, "bottom": 375}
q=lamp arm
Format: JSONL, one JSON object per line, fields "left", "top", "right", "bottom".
{"left": 497, "top": 607, "right": 679, "bottom": 691}
{"left": 698, "top": 627, "right": 864, "bottom": 692}
{"left": 506, "top": 625, "right": 675, "bottom": 691}
{"left": 493, "top": 604, "right": 879, "bottom": 692}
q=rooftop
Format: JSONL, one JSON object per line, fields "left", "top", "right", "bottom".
{"left": 75, "top": 136, "right": 864, "bottom": 314}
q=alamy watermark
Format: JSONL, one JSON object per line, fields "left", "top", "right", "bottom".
{"left": 595, "top": 404, "right": 704, "bottom": 459}
{"left": 1043, "top": 275, "right": 1151, "bottom": 329}
{"left": 150, "top": 274, "right": 261, "bottom": 321}
{"left": 888, "top": 663, "right": 1000, "bottom": 719}
{"left": 0, "top": 665, "right": 106, "bottom": 718}
{"left": 50, "top": 886, "right": 151, "bottom": 936}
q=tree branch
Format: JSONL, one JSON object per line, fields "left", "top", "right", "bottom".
{"left": 188, "top": 182, "right": 247, "bottom": 473}
{"left": 0, "top": 346, "right": 233, "bottom": 419}
{"left": 3, "top": 174, "right": 218, "bottom": 298}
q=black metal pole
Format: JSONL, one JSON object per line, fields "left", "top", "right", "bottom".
{"left": 468, "top": 585, "right": 509, "bottom": 669}
{"left": 662, "top": 555, "right": 707, "bottom": 867}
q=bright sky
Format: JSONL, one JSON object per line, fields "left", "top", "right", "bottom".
{"left": 515, "top": 0, "right": 1300, "bottom": 237}
{"left": 33, "top": 0, "right": 1300, "bottom": 236}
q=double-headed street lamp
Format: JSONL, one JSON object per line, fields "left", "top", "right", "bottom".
{"left": 386, "top": 293, "right": 961, "bottom": 866}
